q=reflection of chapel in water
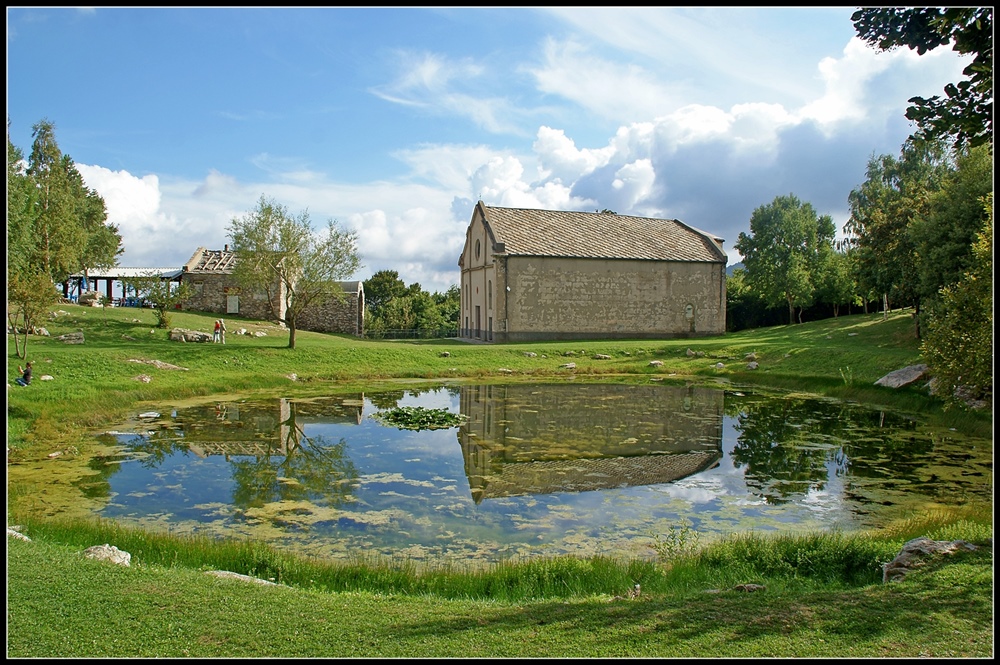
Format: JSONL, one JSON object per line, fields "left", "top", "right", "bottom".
{"left": 181, "top": 395, "right": 365, "bottom": 458}
{"left": 457, "top": 383, "right": 723, "bottom": 503}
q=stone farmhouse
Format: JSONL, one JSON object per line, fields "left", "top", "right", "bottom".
{"left": 458, "top": 202, "right": 727, "bottom": 343}
{"left": 179, "top": 246, "right": 365, "bottom": 336}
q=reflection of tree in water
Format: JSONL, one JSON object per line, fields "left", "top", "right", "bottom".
{"left": 369, "top": 386, "right": 461, "bottom": 412}
{"left": 90, "top": 428, "right": 189, "bottom": 473}
{"left": 836, "top": 413, "right": 932, "bottom": 481}
{"left": 83, "top": 427, "right": 194, "bottom": 500}
{"left": 97, "top": 400, "right": 360, "bottom": 510}
{"left": 730, "top": 397, "right": 850, "bottom": 505}
{"left": 228, "top": 435, "right": 358, "bottom": 509}
{"left": 729, "top": 394, "right": 950, "bottom": 505}
{"left": 227, "top": 402, "right": 360, "bottom": 509}
{"left": 368, "top": 391, "right": 405, "bottom": 410}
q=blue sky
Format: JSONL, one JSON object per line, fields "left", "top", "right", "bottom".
{"left": 6, "top": 7, "right": 972, "bottom": 293}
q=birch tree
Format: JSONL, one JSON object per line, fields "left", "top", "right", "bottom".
{"left": 227, "top": 195, "right": 362, "bottom": 349}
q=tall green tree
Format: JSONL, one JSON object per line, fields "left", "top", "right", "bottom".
{"left": 813, "top": 249, "right": 857, "bottom": 318}
{"left": 432, "top": 285, "right": 461, "bottom": 329}
{"left": 19, "top": 119, "right": 122, "bottom": 284}
{"left": 8, "top": 119, "right": 122, "bottom": 355}
{"left": 734, "top": 194, "right": 836, "bottom": 325}
{"left": 26, "top": 119, "right": 83, "bottom": 283}
{"left": 844, "top": 139, "right": 952, "bottom": 335}
{"left": 227, "top": 195, "right": 362, "bottom": 349}
{"left": 852, "top": 7, "right": 993, "bottom": 149}
{"left": 910, "top": 143, "right": 992, "bottom": 301}
{"left": 63, "top": 155, "right": 123, "bottom": 277}
{"left": 7, "top": 123, "right": 38, "bottom": 281}
{"left": 920, "top": 194, "right": 992, "bottom": 409}
{"left": 363, "top": 269, "right": 408, "bottom": 320}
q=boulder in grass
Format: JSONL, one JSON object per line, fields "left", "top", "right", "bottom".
{"left": 882, "top": 537, "right": 978, "bottom": 583}
{"left": 169, "top": 328, "right": 213, "bottom": 343}
{"left": 56, "top": 332, "right": 85, "bottom": 344}
{"left": 874, "top": 364, "right": 928, "bottom": 389}
{"left": 84, "top": 543, "right": 131, "bottom": 567}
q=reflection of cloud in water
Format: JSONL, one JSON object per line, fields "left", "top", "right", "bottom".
{"left": 434, "top": 501, "right": 470, "bottom": 516}
{"left": 649, "top": 482, "right": 719, "bottom": 505}
{"left": 359, "top": 472, "right": 438, "bottom": 488}
{"left": 799, "top": 473, "right": 850, "bottom": 521}
{"left": 733, "top": 496, "right": 769, "bottom": 506}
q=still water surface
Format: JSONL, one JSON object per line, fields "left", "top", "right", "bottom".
{"left": 89, "top": 382, "right": 991, "bottom": 565}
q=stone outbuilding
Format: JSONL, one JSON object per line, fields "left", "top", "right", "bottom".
{"left": 458, "top": 202, "right": 727, "bottom": 343}
{"left": 179, "top": 246, "right": 365, "bottom": 336}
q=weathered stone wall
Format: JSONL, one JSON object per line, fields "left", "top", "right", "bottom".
{"left": 180, "top": 273, "right": 275, "bottom": 320}
{"left": 296, "top": 291, "right": 364, "bottom": 336}
{"left": 180, "top": 273, "right": 361, "bottom": 334}
{"left": 497, "top": 256, "right": 726, "bottom": 342}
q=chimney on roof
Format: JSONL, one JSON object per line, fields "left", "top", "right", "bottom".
{"left": 224, "top": 244, "right": 229, "bottom": 252}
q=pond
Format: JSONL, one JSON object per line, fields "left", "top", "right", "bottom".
{"left": 81, "top": 382, "right": 991, "bottom": 566}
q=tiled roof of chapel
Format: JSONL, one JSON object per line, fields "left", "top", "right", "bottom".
{"left": 472, "top": 450, "right": 723, "bottom": 502}
{"left": 479, "top": 204, "right": 726, "bottom": 263}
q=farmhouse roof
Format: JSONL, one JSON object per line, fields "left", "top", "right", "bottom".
{"left": 477, "top": 202, "right": 727, "bottom": 263}
{"left": 183, "top": 247, "right": 238, "bottom": 273}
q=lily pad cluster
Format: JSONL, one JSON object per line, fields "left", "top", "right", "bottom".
{"left": 371, "top": 406, "right": 467, "bottom": 431}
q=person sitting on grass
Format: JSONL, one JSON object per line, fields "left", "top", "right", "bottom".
{"left": 15, "top": 361, "right": 32, "bottom": 387}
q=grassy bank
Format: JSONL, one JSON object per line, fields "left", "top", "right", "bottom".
{"left": 6, "top": 511, "right": 994, "bottom": 658}
{"left": 6, "top": 304, "right": 994, "bottom": 657}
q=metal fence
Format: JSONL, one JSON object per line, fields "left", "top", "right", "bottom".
{"left": 363, "top": 328, "right": 459, "bottom": 340}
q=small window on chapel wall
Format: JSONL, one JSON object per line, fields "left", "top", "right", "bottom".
{"left": 475, "top": 239, "right": 481, "bottom": 260}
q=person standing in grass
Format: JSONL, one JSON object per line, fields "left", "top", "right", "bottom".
{"left": 213, "top": 319, "right": 222, "bottom": 343}
{"left": 219, "top": 318, "right": 227, "bottom": 344}
{"left": 15, "top": 361, "right": 32, "bottom": 386}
